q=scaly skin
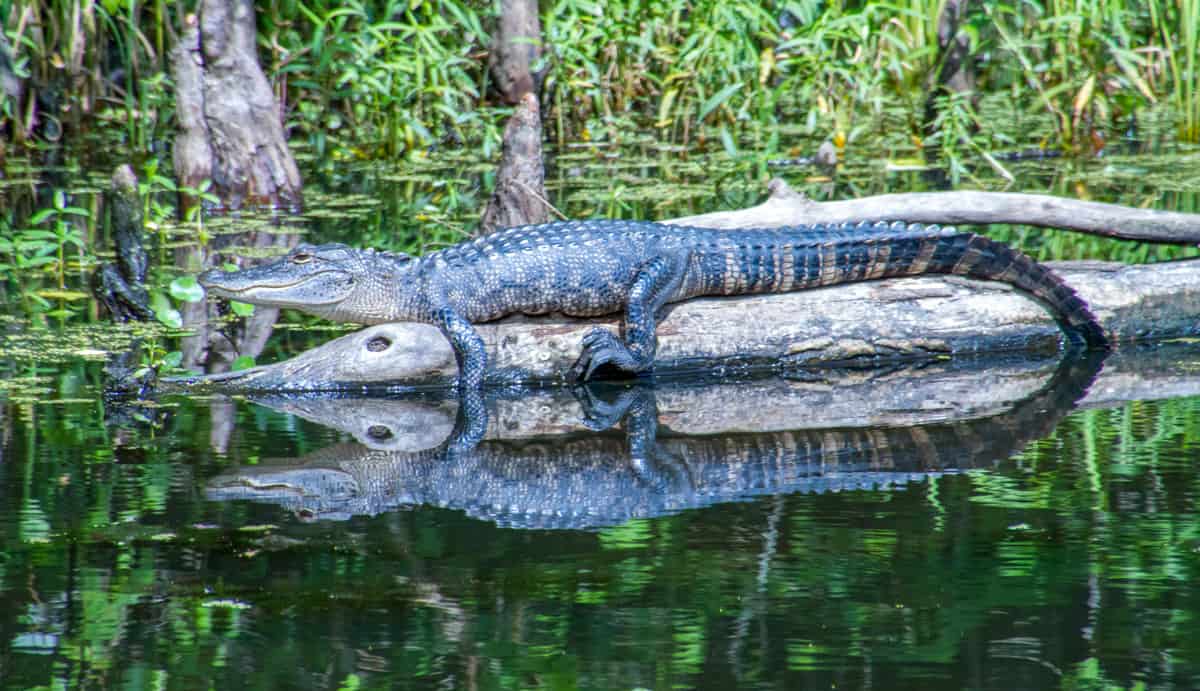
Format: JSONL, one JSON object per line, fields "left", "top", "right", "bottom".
{"left": 198, "top": 220, "right": 1108, "bottom": 390}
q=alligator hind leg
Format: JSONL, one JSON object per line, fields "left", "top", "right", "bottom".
{"left": 571, "top": 382, "right": 692, "bottom": 492}
{"left": 572, "top": 253, "right": 688, "bottom": 381}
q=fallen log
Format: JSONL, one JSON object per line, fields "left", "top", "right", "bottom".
{"left": 669, "top": 179, "right": 1200, "bottom": 244}
{"left": 166, "top": 256, "right": 1200, "bottom": 393}
{"left": 228, "top": 351, "right": 1082, "bottom": 442}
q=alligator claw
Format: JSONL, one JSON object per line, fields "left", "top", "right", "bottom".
{"left": 572, "top": 328, "right": 637, "bottom": 381}
{"left": 570, "top": 382, "right": 639, "bottom": 430}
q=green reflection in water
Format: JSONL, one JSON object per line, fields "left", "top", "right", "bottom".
{"left": 1, "top": 387, "right": 1195, "bottom": 688}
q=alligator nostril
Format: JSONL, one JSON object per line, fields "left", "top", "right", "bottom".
{"left": 365, "top": 336, "right": 392, "bottom": 352}
{"left": 366, "top": 425, "right": 394, "bottom": 441}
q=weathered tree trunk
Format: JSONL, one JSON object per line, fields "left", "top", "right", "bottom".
{"left": 166, "top": 257, "right": 1200, "bottom": 393}
{"left": 479, "top": 92, "right": 551, "bottom": 233}
{"left": 668, "top": 179, "right": 1200, "bottom": 244}
{"left": 171, "top": 2, "right": 302, "bottom": 210}
{"left": 489, "top": 0, "right": 542, "bottom": 104}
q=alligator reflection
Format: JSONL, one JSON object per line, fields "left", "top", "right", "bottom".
{"left": 206, "top": 353, "right": 1105, "bottom": 529}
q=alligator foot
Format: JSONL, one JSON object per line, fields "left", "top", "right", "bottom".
{"left": 571, "top": 328, "right": 646, "bottom": 381}
{"left": 571, "top": 382, "right": 641, "bottom": 430}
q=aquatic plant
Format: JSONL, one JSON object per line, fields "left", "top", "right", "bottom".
{"left": 3, "top": 0, "right": 1199, "bottom": 161}
{"left": 0, "top": 0, "right": 180, "bottom": 149}
{"left": 18, "top": 189, "right": 88, "bottom": 289}
{"left": 1149, "top": 0, "right": 1199, "bottom": 142}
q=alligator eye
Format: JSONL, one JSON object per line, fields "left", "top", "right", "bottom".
{"left": 291, "top": 252, "right": 313, "bottom": 264}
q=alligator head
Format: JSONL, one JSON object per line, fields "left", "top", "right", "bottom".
{"left": 198, "top": 243, "right": 415, "bottom": 324}
{"left": 205, "top": 465, "right": 365, "bottom": 521}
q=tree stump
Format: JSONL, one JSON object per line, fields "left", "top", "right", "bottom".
{"left": 489, "top": 0, "right": 543, "bottom": 104}
{"left": 479, "top": 93, "right": 551, "bottom": 233}
{"left": 171, "top": 0, "right": 302, "bottom": 210}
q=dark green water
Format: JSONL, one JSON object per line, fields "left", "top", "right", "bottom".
{"left": 3, "top": 349, "right": 1200, "bottom": 690}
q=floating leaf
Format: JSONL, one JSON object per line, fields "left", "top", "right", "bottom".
{"left": 155, "top": 308, "right": 183, "bottom": 329}
{"left": 150, "top": 291, "right": 183, "bottom": 328}
{"left": 230, "top": 301, "right": 255, "bottom": 317}
{"left": 231, "top": 355, "right": 256, "bottom": 371}
{"left": 169, "top": 276, "right": 205, "bottom": 303}
{"left": 161, "top": 351, "right": 184, "bottom": 369}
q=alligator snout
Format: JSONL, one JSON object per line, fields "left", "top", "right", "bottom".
{"left": 196, "top": 268, "right": 224, "bottom": 289}
{"left": 197, "top": 267, "right": 246, "bottom": 298}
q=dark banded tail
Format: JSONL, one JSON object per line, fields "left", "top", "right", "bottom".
{"left": 902, "top": 232, "right": 1108, "bottom": 350}
{"left": 709, "top": 222, "right": 1107, "bottom": 350}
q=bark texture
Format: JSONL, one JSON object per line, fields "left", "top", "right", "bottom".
{"left": 668, "top": 179, "right": 1200, "bottom": 244}
{"left": 235, "top": 354, "right": 1072, "bottom": 443}
{"left": 171, "top": 2, "right": 302, "bottom": 209}
{"left": 489, "top": 0, "right": 542, "bottom": 104}
{"left": 479, "top": 92, "right": 550, "bottom": 233}
{"left": 921, "top": 0, "right": 977, "bottom": 143}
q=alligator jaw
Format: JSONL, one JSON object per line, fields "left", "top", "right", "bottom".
{"left": 199, "top": 267, "right": 353, "bottom": 307}
{"left": 205, "top": 467, "right": 359, "bottom": 501}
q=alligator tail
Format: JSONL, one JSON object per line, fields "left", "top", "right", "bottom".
{"left": 918, "top": 232, "right": 1108, "bottom": 350}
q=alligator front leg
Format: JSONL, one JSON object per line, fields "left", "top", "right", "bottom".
{"left": 572, "top": 253, "right": 688, "bottom": 381}
{"left": 434, "top": 306, "right": 489, "bottom": 390}
{"left": 434, "top": 306, "right": 489, "bottom": 448}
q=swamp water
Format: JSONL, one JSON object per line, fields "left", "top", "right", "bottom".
{"left": 4, "top": 132, "right": 1200, "bottom": 689}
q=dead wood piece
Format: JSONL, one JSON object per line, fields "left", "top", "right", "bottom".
{"left": 238, "top": 356, "right": 1062, "bottom": 447}
{"left": 667, "top": 179, "right": 1200, "bottom": 245}
{"left": 171, "top": 2, "right": 302, "bottom": 210}
{"left": 479, "top": 92, "right": 550, "bottom": 233}
{"left": 109, "top": 165, "right": 148, "bottom": 285}
{"left": 206, "top": 344, "right": 1196, "bottom": 450}
{"left": 93, "top": 165, "right": 153, "bottom": 321}
{"left": 165, "top": 258, "right": 1200, "bottom": 393}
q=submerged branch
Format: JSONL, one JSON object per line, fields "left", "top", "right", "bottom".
{"left": 667, "top": 179, "right": 1200, "bottom": 245}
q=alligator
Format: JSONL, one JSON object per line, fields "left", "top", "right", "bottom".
{"left": 205, "top": 353, "right": 1104, "bottom": 528}
{"left": 198, "top": 220, "right": 1107, "bottom": 392}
